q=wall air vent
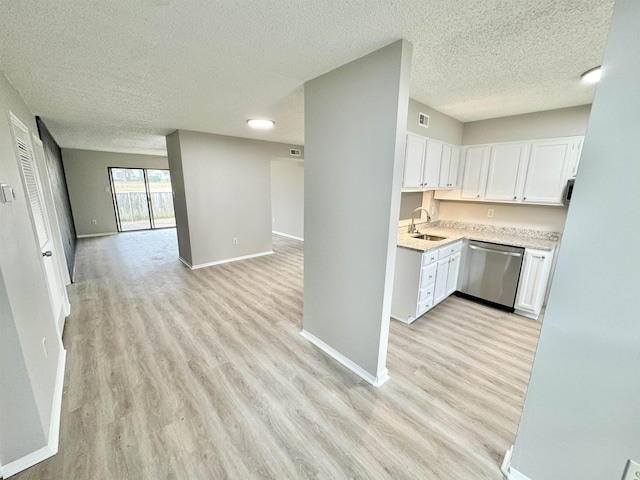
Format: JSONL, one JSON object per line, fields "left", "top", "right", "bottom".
{"left": 290, "top": 149, "right": 301, "bottom": 156}
{"left": 418, "top": 112, "right": 430, "bottom": 128}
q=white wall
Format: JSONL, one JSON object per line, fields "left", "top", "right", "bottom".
{"left": 166, "top": 130, "right": 301, "bottom": 267}
{"left": 62, "top": 149, "right": 169, "bottom": 236}
{"left": 462, "top": 104, "right": 591, "bottom": 145}
{"left": 407, "top": 99, "right": 464, "bottom": 145}
{"left": 511, "top": 1, "right": 640, "bottom": 479}
{"left": 303, "top": 39, "right": 412, "bottom": 383}
{"left": 438, "top": 201, "right": 568, "bottom": 233}
{"left": 0, "top": 74, "right": 62, "bottom": 466}
{"left": 270, "top": 159, "right": 304, "bottom": 240}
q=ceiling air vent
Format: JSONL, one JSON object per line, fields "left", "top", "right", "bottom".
{"left": 290, "top": 148, "right": 301, "bottom": 157}
{"left": 418, "top": 112, "right": 430, "bottom": 128}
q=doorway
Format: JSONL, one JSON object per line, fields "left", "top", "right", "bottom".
{"left": 109, "top": 167, "right": 176, "bottom": 232}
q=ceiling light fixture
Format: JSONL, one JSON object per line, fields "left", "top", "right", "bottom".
{"left": 247, "top": 119, "right": 275, "bottom": 130}
{"left": 580, "top": 66, "right": 602, "bottom": 84}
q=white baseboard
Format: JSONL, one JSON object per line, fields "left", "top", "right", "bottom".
{"left": 299, "top": 329, "right": 389, "bottom": 387}
{"left": 76, "top": 232, "right": 116, "bottom": 238}
{"left": 180, "top": 251, "right": 274, "bottom": 270}
{"left": 390, "top": 314, "right": 413, "bottom": 324}
{"left": 272, "top": 231, "right": 304, "bottom": 242}
{"left": 0, "top": 349, "right": 66, "bottom": 478}
{"left": 514, "top": 309, "right": 540, "bottom": 321}
{"left": 501, "top": 446, "right": 532, "bottom": 480}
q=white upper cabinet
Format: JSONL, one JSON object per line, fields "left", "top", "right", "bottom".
{"left": 460, "top": 146, "right": 489, "bottom": 200}
{"left": 447, "top": 135, "right": 585, "bottom": 205}
{"left": 566, "top": 137, "right": 583, "bottom": 178}
{"left": 438, "top": 144, "right": 460, "bottom": 189}
{"left": 422, "top": 139, "right": 442, "bottom": 189}
{"left": 402, "top": 133, "right": 461, "bottom": 191}
{"left": 484, "top": 142, "right": 529, "bottom": 202}
{"left": 403, "top": 133, "right": 426, "bottom": 189}
{"left": 522, "top": 139, "right": 573, "bottom": 204}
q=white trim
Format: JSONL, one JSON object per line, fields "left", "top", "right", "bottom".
{"left": 501, "top": 446, "right": 533, "bottom": 480}
{"left": 178, "top": 256, "right": 193, "bottom": 268}
{"left": 299, "top": 329, "right": 390, "bottom": 387}
{"left": 180, "top": 251, "right": 274, "bottom": 270}
{"left": 1, "top": 350, "right": 66, "bottom": 478}
{"left": 508, "top": 468, "right": 532, "bottom": 480}
{"left": 390, "top": 314, "right": 413, "bottom": 324}
{"left": 272, "top": 231, "right": 304, "bottom": 242}
{"left": 76, "top": 232, "right": 117, "bottom": 238}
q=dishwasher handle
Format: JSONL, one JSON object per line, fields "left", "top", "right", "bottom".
{"left": 469, "top": 244, "right": 523, "bottom": 257}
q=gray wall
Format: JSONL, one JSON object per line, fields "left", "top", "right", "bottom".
{"left": 0, "top": 74, "right": 62, "bottom": 464}
{"left": 36, "top": 118, "right": 76, "bottom": 278}
{"left": 270, "top": 159, "right": 304, "bottom": 240}
{"left": 399, "top": 192, "right": 423, "bottom": 221}
{"left": 166, "top": 131, "right": 192, "bottom": 265}
{"left": 462, "top": 104, "right": 591, "bottom": 145}
{"left": 167, "top": 130, "right": 301, "bottom": 267}
{"left": 62, "top": 149, "right": 168, "bottom": 236}
{"left": 511, "top": 1, "right": 640, "bottom": 478}
{"left": 407, "top": 99, "right": 464, "bottom": 145}
{"left": 303, "top": 39, "right": 411, "bottom": 380}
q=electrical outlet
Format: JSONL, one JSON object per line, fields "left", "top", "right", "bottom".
{"left": 92, "top": 219, "right": 97, "bottom": 225}
{"left": 42, "top": 337, "right": 48, "bottom": 358}
{"left": 622, "top": 459, "right": 640, "bottom": 480}
{"left": 233, "top": 237, "right": 238, "bottom": 245}
{"left": 487, "top": 208, "right": 495, "bottom": 218}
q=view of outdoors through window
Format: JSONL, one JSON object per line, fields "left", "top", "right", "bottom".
{"left": 110, "top": 168, "right": 176, "bottom": 231}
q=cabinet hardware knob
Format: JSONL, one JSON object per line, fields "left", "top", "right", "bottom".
{"left": 524, "top": 197, "right": 527, "bottom": 200}
{"left": 513, "top": 196, "right": 517, "bottom": 200}
{"left": 477, "top": 195, "right": 480, "bottom": 198}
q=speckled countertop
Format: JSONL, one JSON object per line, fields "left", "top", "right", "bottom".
{"left": 397, "top": 220, "right": 559, "bottom": 252}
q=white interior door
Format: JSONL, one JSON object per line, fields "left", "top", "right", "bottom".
{"left": 10, "top": 113, "right": 68, "bottom": 338}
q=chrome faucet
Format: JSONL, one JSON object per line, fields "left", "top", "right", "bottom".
{"left": 409, "top": 207, "right": 431, "bottom": 234}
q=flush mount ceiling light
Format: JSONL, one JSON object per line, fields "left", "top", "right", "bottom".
{"left": 580, "top": 66, "right": 602, "bottom": 84}
{"left": 247, "top": 119, "right": 275, "bottom": 130}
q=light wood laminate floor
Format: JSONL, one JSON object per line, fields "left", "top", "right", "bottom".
{"left": 14, "top": 229, "right": 541, "bottom": 479}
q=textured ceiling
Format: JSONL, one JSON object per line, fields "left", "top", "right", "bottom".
{"left": 0, "top": 0, "right": 614, "bottom": 155}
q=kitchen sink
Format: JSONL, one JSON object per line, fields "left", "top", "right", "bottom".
{"left": 411, "top": 233, "right": 448, "bottom": 242}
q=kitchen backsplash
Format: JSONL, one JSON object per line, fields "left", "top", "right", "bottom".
{"left": 398, "top": 220, "right": 560, "bottom": 241}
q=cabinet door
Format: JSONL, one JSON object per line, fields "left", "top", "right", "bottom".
{"left": 522, "top": 139, "right": 572, "bottom": 204}
{"left": 422, "top": 139, "right": 442, "bottom": 189}
{"left": 445, "top": 252, "right": 461, "bottom": 296}
{"left": 484, "top": 143, "right": 529, "bottom": 202}
{"left": 461, "top": 146, "right": 489, "bottom": 200}
{"left": 438, "top": 144, "right": 452, "bottom": 188}
{"left": 403, "top": 134, "right": 426, "bottom": 189}
{"left": 433, "top": 257, "right": 449, "bottom": 305}
{"left": 566, "top": 136, "right": 584, "bottom": 178}
{"left": 448, "top": 146, "right": 460, "bottom": 189}
{"left": 515, "top": 248, "right": 553, "bottom": 315}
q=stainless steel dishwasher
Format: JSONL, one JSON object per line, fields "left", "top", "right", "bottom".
{"left": 458, "top": 240, "right": 525, "bottom": 311}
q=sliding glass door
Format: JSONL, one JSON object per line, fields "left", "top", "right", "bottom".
{"left": 110, "top": 168, "right": 176, "bottom": 232}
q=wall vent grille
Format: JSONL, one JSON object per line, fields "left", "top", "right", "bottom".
{"left": 418, "top": 112, "right": 430, "bottom": 128}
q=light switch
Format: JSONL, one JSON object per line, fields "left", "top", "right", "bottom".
{"left": 1, "top": 184, "right": 15, "bottom": 203}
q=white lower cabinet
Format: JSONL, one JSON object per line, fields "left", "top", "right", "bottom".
{"left": 515, "top": 247, "right": 554, "bottom": 319}
{"left": 391, "top": 241, "right": 463, "bottom": 324}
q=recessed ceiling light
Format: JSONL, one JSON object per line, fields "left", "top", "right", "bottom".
{"left": 580, "top": 66, "right": 602, "bottom": 84}
{"left": 247, "top": 119, "right": 275, "bottom": 130}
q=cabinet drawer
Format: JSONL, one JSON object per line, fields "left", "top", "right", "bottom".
{"left": 417, "top": 297, "right": 434, "bottom": 316}
{"left": 422, "top": 250, "right": 439, "bottom": 266}
{"left": 418, "top": 284, "right": 435, "bottom": 303}
{"left": 419, "top": 262, "right": 438, "bottom": 289}
{"left": 438, "top": 241, "right": 462, "bottom": 259}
